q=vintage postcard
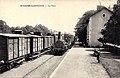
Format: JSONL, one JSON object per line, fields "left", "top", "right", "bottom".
{"left": 0, "top": 0, "right": 119, "bottom": 78}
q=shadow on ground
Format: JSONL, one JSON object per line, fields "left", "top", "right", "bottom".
{"left": 89, "top": 54, "right": 95, "bottom": 57}
{"left": 100, "top": 51, "right": 120, "bottom": 59}
{"left": 86, "top": 48, "right": 120, "bottom": 59}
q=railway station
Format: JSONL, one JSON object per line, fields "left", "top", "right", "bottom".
{"left": 0, "top": 0, "right": 120, "bottom": 78}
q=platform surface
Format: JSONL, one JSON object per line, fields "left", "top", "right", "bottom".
{"left": 49, "top": 47, "right": 110, "bottom": 78}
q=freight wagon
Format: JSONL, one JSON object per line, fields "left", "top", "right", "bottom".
{"left": 0, "top": 33, "right": 30, "bottom": 71}
{"left": 25, "top": 35, "right": 44, "bottom": 60}
{"left": 0, "top": 33, "right": 55, "bottom": 72}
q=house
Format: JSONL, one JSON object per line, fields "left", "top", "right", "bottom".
{"left": 87, "top": 6, "right": 113, "bottom": 47}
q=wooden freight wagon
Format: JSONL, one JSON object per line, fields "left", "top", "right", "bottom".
{"left": 38, "top": 36, "right": 44, "bottom": 52}
{"left": 43, "top": 36, "right": 49, "bottom": 50}
{"left": 51, "top": 36, "right": 54, "bottom": 46}
{"left": 48, "top": 36, "right": 51, "bottom": 48}
{"left": 43, "top": 36, "right": 55, "bottom": 50}
{"left": 25, "top": 35, "right": 44, "bottom": 60}
{"left": 0, "top": 33, "right": 30, "bottom": 71}
{"left": 49, "top": 36, "right": 55, "bottom": 47}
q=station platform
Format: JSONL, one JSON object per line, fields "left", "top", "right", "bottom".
{"left": 49, "top": 47, "right": 110, "bottom": 78}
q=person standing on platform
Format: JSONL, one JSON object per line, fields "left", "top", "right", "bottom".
{"left": 96, "top": 51, "right": 100, "bottom": 63}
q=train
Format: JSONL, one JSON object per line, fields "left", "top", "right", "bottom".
{"left": 0, "top": 32, "right": 74, "bottom": 73}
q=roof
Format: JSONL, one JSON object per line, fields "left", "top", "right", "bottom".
{"left": 27, "top": 34, "right": 42, "bottom": 37}
{"left": 0, "top": 33, "right": 29, "bottom": 37}
{"left": 90, "top": 7, "right": 113, "bottom": 17}
{"left": 27, "top": 34, "right": 53, "bottom": 37}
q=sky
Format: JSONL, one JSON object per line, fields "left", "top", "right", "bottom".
{"left": 0, "top": 0, "right": 117, "bottom": 35}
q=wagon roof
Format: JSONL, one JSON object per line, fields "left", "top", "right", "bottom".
{"left": 27, "top": 34, "right": 43, "bottom": 37}
{"left": 0, "top": 33, "right": 29, "bottom": 37}
{"left": 27, "top": 34, "right": 53, "bottom": 37}
{"left": 44, "top": 36, "right": 53, "bottom": 37}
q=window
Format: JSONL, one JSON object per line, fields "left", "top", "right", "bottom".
{"left": 103, "top": 14, "right": 105, "bottom": 17}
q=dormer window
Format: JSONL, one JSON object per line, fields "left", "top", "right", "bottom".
{"left": 103, "top": 14, "right": 105, "bottom": 17}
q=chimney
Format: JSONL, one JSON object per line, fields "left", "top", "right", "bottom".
{"left": 97, "top": 5, "right": 103, "bottom": 10}
{"left": 58, "top": 32, "right": 61, "bottom": 40}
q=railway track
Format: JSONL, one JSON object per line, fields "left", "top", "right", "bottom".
{"left": 22, "top": 55, "right": 54, "bottom": 78}
{"left": 22, "top": 50, "right": 69, "bottom": 78}
{"left": 0, "top": 49, "right": 70, "bottom": 78}
{"left": 41, "top": 55, "right": 66, "bottom": 78}
{"left": 0, "top": 55, "right": 54, "bottom": 78}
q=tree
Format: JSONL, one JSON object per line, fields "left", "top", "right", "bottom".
{"left": 0, "top": 20, "right": 11, "bottom": 33}
{"left": 75, "top": 10, "right": 95, "bottom": 44}
{"left": 117, "top": 0, "right": 120, "bottom": 4}
{"left": 10, "top": 27, "right": 16, "bottom": 33}
{"left": 0, "top": 20, "right": 52, "bottom": 35}
{"left": 34, "top": 24, "right": 44, "bottom": 33}
{"left": 35, "top": 24, "right": 50, "bottom": 35}
{"left": 21, "top": 27, "right": 27, "bottom": 34}
{"left": 25, "top": 25, "right": 35, "bottom": 34}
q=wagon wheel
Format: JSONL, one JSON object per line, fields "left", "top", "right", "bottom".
{"left": 7, "top": 64, "right": 12, "bottom": 70}
{"left": 0, "top": 66, "right": 3, "bottom": 73}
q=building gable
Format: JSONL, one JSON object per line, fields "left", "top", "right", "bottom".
{"left": 90, "top": 7, "right": 113, "bottom": 17}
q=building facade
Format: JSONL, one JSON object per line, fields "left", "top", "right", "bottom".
{"left": 87, "top": 7, "right": 113, "bottom": 47}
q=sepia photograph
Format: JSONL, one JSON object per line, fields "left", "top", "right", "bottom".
{"left": 0, "top": 0, "right": 120, "bottom": 78}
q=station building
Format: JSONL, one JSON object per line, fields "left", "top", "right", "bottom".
{"left": 87, "top": 6, "right": 113, "bottom": 47}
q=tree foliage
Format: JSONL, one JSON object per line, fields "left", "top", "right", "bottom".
{"left": 117, "top": 0, "right": 120, "bottom": 4}
{"left": 34, "top": 24, "right": 50, "bottom": 35}
{"left": 64, "top": 33, "right": 74, "bottom": 43}
{"left": 100, "top": 3, "right": 120, "bottom": 45}
{"left": 0, "top": 20, "right": 50, "bottom": 35}
{"left": 0, "top": 20, "right": 11, "bottom": 33}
